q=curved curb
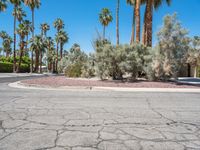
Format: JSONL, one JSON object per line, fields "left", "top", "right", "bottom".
{"left": 8, "top": 81, "right": 200, "bottom": 93}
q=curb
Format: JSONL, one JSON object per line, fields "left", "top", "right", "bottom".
{"left": 8, "top": 81, "right": 200, "bottom": 93}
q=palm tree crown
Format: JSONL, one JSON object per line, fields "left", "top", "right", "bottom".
{"left": 24, "top": 0, "right": 40, "bottom": 10}
{"left": 40, "top": 23, "right": 50, "bottom": 37}
{"left": 54, "top": 18, "right": 64, "bottom": 32}
{"left": 12, "top": 6, "right": 26, "bottom": 23}
{"left": 99, "top": 8, "right": 113, "bottom": 39}
{"left": 0, "top": 0, "right": 7, "bottom": 12}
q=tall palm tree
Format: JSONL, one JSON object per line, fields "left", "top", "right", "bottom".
{"left": 45, "top": 37, "right": 55, "bottom": 72}
{"left": 16, "top": 23, "right": 28, "bottom": 72}
{"left": 29, "top": 35, "right": 43, "bottom": 73}
{"left": 57, "top": 30, "right": 69, "bottom": 59}
{"left": 54, "top": 18, "right": 64, "bottom": 71}
{"left": 142, "top": 0, "right": 171, "bottom": 47}
{"left": 10, "top": 0, "right": 22, "bottom": 72}
{"left": 116, "top": 0, "right": 120, "bottom": 45}
{"left": 135, "top": 0, "right": 141, "bottom": 42}
{"left": 0, "top": 0, "right": 7, "bottom": 12}
{"left": 23, "top": 20, "right": 32, "bottom": 56}
{"left": 127, "top": 0, "right": 136, "bottom": 45}
{"left": 99, "top": 8, "right": 113, "bottom": 39}
{"left": 13, "top": 6, "right": 26, "bottom": 23}
{"left": 40, "top": 23, "right": 50, "bottom": 38}
{"left": 24, "top": 0, "right": 41, "bottom": 73}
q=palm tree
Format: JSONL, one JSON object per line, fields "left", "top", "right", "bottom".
{"left": 10, "top": 0, "right": 22, "bottom": 72}
{"left": 29, "top": 35, "right": 43, "bottom": 73}
{"left": 116, "top": 0, "right": 120, "bottom": 45}
{"left": 13, "top": 6, "right": 26, "bottom": 23}
{"left": 135, "top": 0, "right": 141, "bottom": 42}
{"left": 57, "top": 30, "right": 69, "bottom": 59}
{"left": 127, "top": 0, "right": 136, "bottom": 45}
{"left": 142, "top": 0, "right": 171, "bottom": 47}
{"left": 23, "top": 20, "right": 32, "bottom": 55}
{"left": 54, "top": 18, "right": 64, "bottom": 72}
{"left": 0, "top": 0, "right": 7, "bottom": 12}
{"left": 99, "top": 8, "right": 113, "bottom": 39}
{"left": 40, "top": 23, "right": 50, "bottom": 38}
{"left": 16, "top": 23, "right": 28, "bottom": 72}
{"left": 45, "top": 37, "right": 55, "bottom": 72}
{"left": 24, "top": 0, "right": 41, "bottom": 73}
{"left": 0, "top": 31, "right": 13, "bottom": 57}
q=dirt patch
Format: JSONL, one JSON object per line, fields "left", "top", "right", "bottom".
{"left": 20, "top": 76, "right": 200, "bottom": 89}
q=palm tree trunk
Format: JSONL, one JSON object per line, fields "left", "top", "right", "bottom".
{"left": 135, "top": 0, "right": 141, "bottom": 42}
{"left": 142, "top": 5, "right": 147, "bottom": 45}
{"left": 35, "top": 49, "right": 39, "bottom": 72}
{"left": 60, "top": 42, "right": 63, "bottom": 59}
{"left": 13, "top": 7, "right": 17, "bottom": 73}
{"left": 194, "top": 66, "right": 197, "bottom": 78}
{"left": 31, "top": 9, "right": 34, "bottom": 73}
{"left": 16, "top": 42, "right": 24, "bottom": 73}
{"left": 40, "top": 49, "right": 42, "bottom": 73}
{"left": 116, "top": 0, "right": 120, "bottom": 45}
{"left": 103, "top": 26, "right": 106, "bottom": 39}
{"left": 130, "top": 5, "right": 135, "bottom": 45}
{"left": 146, "top": 0, "right": 153, "bottom": 47}
{"left": 56, "top": 42, "right": 59, "bottom": 72}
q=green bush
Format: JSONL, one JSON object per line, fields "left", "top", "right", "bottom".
{"left": 0, "top": 56, "right": 30, "bottom": 65}
{"left": 65, "top": 63, "right": 82, "bottom": 77}
{"left": 0, "top": 62, "right": 30, "bottom": 73}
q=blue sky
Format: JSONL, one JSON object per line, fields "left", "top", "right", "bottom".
{"left": 0, "top": 0, "right": 200, "bottom": 53}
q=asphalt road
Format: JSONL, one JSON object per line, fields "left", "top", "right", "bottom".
{"left": 0, "top": 77, "right": 200, "bottom": 150}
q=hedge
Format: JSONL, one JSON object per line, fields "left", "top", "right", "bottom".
{"left": 0, "top": 62, "right": 30, "bottom": 73}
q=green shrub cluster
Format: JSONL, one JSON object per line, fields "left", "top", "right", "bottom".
{"left": 0, "top": 62, "right": 30, "bottom": 73}
{"left": 0, "top": 56, "right": 31, "bottom": 64}
{"left": 58, "top": 44, "right": 89, "bottom": 77}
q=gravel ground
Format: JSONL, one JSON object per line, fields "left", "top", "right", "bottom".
{"left": 21, "top": 76, "right": 200, "bottom": 88}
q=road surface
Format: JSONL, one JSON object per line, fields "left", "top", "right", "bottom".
{"left": 0, "top": 77, "right": 200, "bottom": 150}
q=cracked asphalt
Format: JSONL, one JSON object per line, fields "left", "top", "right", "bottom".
{"left": 0, "top": 77, "right": 200, "bottom": 150}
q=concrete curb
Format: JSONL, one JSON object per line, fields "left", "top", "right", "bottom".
{"left": 8, "top": 81, "right": 200, "bottom": 93}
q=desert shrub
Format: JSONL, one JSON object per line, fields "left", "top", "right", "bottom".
{"left": 58, "top": 44, "right": 88, "bottom": 77}
{"left": 95, "top": 40, "right": 124, "bottom": 80}
{"left": 81, "top": 53, "right": 96, "bottom": 78}
{"left": 119, "top": 43, "right": 151, "bottom": 79}
{"left": 94, "top": 39, "right": 152, "bottom": 80}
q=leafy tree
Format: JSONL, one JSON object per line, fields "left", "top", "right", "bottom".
{"left": 187, "top": 36, "right": 200, "bottom": 77}
{"left": 156, "top": 14, "right": 190, "bottom": 79}
{"left": 99, "top": 8, "right": 113, "bottom": 39}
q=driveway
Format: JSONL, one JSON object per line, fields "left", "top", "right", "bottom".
{"left": 0, "top": 78, "right": 200, "bottom": 150}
